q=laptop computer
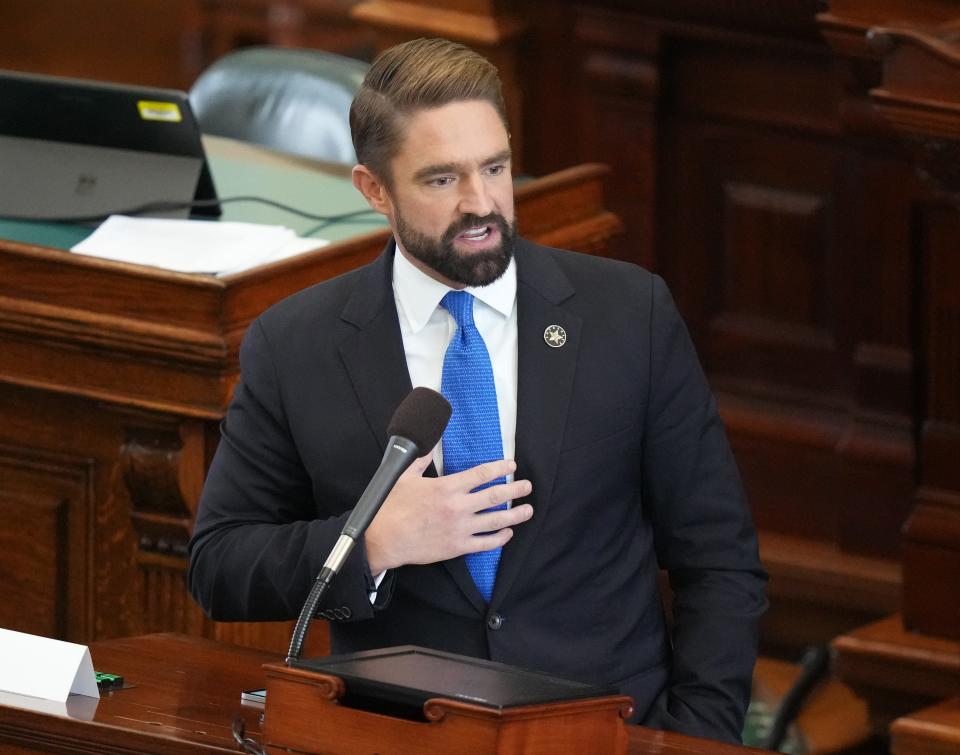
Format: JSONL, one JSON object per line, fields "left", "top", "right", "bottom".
{"left": 0, "top": 69, "right": 219, "bottom": 221}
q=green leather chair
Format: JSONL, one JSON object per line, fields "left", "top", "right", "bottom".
{"left": 189, "top": 47, "right": 369, "bottom": 165}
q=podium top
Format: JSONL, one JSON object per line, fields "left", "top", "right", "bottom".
{"left": 292, "top": 645, "right": 617, "bottom": 715}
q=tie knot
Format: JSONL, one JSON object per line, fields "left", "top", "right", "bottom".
{"left": 441, "top": 290, "right": 475, "bottom": 330}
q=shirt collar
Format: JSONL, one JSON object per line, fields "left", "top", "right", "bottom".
{"left": 392, "top": 240, "right": 517, "bottom": 333}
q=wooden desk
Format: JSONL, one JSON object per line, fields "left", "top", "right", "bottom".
{"left": 832, "top": 614, "right": 960, "bottom": 731}
{"left": 0, "top": 162, "right": 621, "bottom": 654}
{"left": 891, "top": 698, "right": 960, "bottom": 755}
{"left": 0, "top": 633, "right": 763, "bottom": 754}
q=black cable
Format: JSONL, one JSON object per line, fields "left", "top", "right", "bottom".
{"left": 8, "top": 195, "right": 380, "bottom": 225}
{"left": 761, "top": 645, "right": 831, "bottom": 751}
{"left": 301, "top": 215, "right": 386, "bottom": 237}
{"left": 231, "top": 716, "right": 267, "bottom": 755}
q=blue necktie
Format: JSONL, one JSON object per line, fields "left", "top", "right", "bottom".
{"left": 440, "top": 290, "right": 506, "bottom": 602}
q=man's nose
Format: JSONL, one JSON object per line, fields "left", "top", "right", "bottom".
{"left": 457, "top": 173, "right": 494, "bottom": 217}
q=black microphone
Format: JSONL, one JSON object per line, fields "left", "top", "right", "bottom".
{"left": 286, "top": 387, "right": 451, "bottom": 663}
{"left": 339, "top": 386, "right": 452, "bottom": 543}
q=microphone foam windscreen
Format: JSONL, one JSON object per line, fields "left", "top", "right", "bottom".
{"left": 387, "top": 387, "right": 452, "bottom": 452}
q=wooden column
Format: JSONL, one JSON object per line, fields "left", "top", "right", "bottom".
{"left": 862, "top": 6, "right": 960, "bottom": 641}
{"left": 819, "top": 0, "right": 960, "bottom": 738}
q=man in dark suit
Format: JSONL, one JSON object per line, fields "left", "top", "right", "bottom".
{"left": 188, "top": 37, "right": 766, "bottom": 744}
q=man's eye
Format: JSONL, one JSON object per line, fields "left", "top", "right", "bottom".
{"left": 487, "top": 165, "right": 505, "bottom": 176}
{"left": 429, "top": 176, "right": 454, "bottom": 187}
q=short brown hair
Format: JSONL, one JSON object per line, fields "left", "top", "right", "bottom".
{"left": 350, "top": 38, "right": 508, "bottom": 181}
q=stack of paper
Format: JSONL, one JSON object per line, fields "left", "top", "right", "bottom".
{"left": 71, "top": 215, "right": 327, "bottom": 275}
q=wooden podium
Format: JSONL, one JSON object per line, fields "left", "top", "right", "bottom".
{"left": 262, "top": 654, "right": 634, "bottom": 755}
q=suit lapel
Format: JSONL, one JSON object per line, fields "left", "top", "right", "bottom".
{"left": 491, "top": 241, "right": 580, "bottom": 607}
{"left": 338, "top": 243, "right": 413, "bottom": 457}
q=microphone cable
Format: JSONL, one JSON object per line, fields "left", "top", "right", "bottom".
{"left": 7, "top": 195, "right": 383, "bottom": 235}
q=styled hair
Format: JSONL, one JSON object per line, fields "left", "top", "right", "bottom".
{"left": 349, "top": 38, "right": 508, "bottom": 182}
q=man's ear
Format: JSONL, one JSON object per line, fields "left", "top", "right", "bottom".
{"left": 352, "top": 164, "right": 392, "bottom": 216}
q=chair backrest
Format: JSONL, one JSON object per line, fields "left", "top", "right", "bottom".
{"left": 189, "top": 47, "right": 368, "bottom": 165}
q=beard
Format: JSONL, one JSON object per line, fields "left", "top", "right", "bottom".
{"left": 395, "top": 210, "right": 516, "bottom": 287}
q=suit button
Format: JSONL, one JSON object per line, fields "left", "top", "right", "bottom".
{"left": 487, "top": 613, "right": 504, "bottom": 631}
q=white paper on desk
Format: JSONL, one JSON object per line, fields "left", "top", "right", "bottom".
{"left": 71, "top": 215, "right": 328, "bottom": 275}
{"left": 0, "top": 628, "right": 99, "bottom": 702}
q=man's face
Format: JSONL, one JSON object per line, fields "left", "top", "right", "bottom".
{"left": 380, "top": 100, "right": 516, "bottom": 288}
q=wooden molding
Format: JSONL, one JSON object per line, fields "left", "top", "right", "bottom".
{"left": 891, "top": 697, "right": 960, "bottom": 755}
{"left": 352, "top": 0, "right": 525, "bottom": 46}
{"left": 832, "top": 613, "right": 960, "bottom": 729}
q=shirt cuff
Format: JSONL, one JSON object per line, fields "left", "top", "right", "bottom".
{"left": 368, "top": 569, "right": 387, "bottom": 604}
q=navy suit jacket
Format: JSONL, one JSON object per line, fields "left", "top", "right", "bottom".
{"left": 188, "top": 238, "right": 766, "bottom": 743}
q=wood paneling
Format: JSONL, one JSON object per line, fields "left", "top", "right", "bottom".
{"left": 0, "top": 1, "right": 376, "bottom": 90}
{"left": 0, "top": 0, "right": 201, "bottom": 89}
{"left": 0, "top": 493, "right": 67, "bottom": 638}
{"left": 196, "top": 0, "right": 377, "bottom": 65}
{"left": 551, "top": 1, "right": 924, "bottom": 658}
{"left": 834, "top": 3, "right": 960, "bottom": 645}
{"left": 0, "top": 438, "right": 94, "bottom": 642}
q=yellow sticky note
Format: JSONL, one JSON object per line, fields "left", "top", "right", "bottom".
{"left": 137, "top": 100, "right": 182, "bottom": 123}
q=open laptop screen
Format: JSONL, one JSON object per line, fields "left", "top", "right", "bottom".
{"left": 0, "top": 69, "right": 219, "bottom": 220}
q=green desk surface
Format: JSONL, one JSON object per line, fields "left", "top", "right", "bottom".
{"left": 0, "top": 137, "right": 387, "bottom": 252}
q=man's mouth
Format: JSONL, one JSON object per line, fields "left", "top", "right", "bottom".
{"left": 456, "top": 225, "right": 494, "bottom": 243}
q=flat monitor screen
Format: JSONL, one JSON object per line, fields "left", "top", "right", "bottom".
{"left": 0, "top": 69, "right": 219, "bottom": 221}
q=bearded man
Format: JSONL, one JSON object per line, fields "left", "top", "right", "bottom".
{"left": 188, "top": 37, "right": 766, "bottom": 745}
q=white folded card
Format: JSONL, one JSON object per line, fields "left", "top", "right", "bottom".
{"left": 0, "top": 628, "right": 99, "bottom": 702}
{"left": 71, "top": 214, "right": 328, "bottom": 275}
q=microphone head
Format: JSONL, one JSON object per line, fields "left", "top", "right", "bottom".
{"left": 386, "top": 387, "right": 452, "bottom": 453}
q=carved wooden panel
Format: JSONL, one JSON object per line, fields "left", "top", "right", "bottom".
{"left": 0, "top": 444, "right": 93, "bottom": 641}
{"left": 715, "top": 180, "right": 833, "bottom": 382}
{"left": 666, "top": 121, "right": 848, "bottom": 410}
{"left": 0, "top": 492, "right": 66, "bottom": 637}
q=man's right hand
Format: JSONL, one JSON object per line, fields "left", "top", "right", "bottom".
{"left": 363, "top": 454, "right": 534, "bottom": 575}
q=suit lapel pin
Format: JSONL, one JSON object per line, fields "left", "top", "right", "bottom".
{"left": 543, "top": 324, "right": 567, "bottom": 348}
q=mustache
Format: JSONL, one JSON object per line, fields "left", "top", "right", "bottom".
{"left": 443, "top": 213, "right": 511, "bottom": 240}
